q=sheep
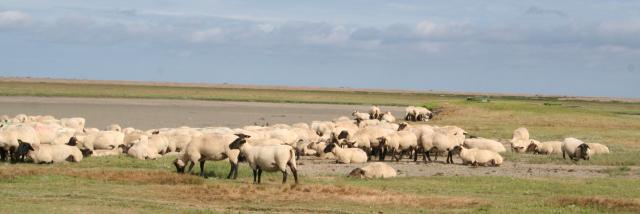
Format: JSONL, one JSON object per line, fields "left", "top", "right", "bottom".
{"left": 526, "top": 140, "right": 563, "bottom": 155}
{"left": 60, "top": 117, "right": 86, "bottom": 132}
{"left": 348, "top": 162, "right": 397, "bottom": 179}
{"left": 106, "top": 124, "right": 122, "bottom": 132}
{"left": 127, "top": 135, "right": 164, "bottom": 160}
{"left": 381, "top": 112, "right": 396, "bottom": 123}
{"left": 292, "top": 123, "right": 310, "bottom": 130}
{"left": 28, "top": 122, "right": 63, "bottom": 144}
{"left": 166, "top": 128, "right": 202, "bottom": 152}
{"left": 174, "top": 133, "right": 241, "bottom": 179}
{"left": 306, "top": 140, "right": 335, "bottom": 159}
{"left": 15, "top": 140, "right": 84, "bottom": 164}
{"left": 356, "top": 119, "right": 380, "bottom": 128}
{"left": 311, "top": 121, "right": 334, "bottom": 137}
{"left": 229, "top": 134, "right": 298, "bottom": 184}
{"left": 0, "top": 124, "right": 41, "bottom": 162}
{"left": 323, "top": 142, "right": 368, "bottom": 164}
{"left": 73, "top": 131, "right": 125, "bottom": 151}
{"left": 295, "top": 140, "right": 317, "bottom": 159}
{"left": 451, "top": 145, "right": 503, "bottom": 167}
{"left": 414, "top": 107, "right": 433, "bottom": 121}
{"left": 267, "top": 128, "right": 300, "bottom": 146}
{"left": 405, "top": 106, "right": 417, "bottom": 121}
{"left": 13, "top": 114, "right": 28, "bottom": 123}
{"left": 510, "top": 127, "right": 530, "bottom": 153}
{"left": 92, "top": 148, "right": 124, "bottom": 157}
{"left": 587, "top": 143, "right": 610, "bottom": 155}
{"left": 463, "top": 138, "right": 507, "bottom": 153}
{"left": 562, "top": 138, "right": 591, "bottom": 161}
{"left": 352, "top": 111, "right": 370, "bottom": 121}
{"left": 430, "top": 126, "right": 467, "bottom": 164}
{"left": 378, "top": 131, "right": 417, "bottom": 161}
{"left": 345, "top": 126, "right": 394, "bottom": 161}
{"left": 369, "top": 106, "right": 381, "bottom": 119}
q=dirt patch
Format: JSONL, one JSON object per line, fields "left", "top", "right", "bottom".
{"left": 551, "top": 197, "right": 640, "bottom": 212}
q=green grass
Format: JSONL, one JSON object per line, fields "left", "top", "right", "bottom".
{"left": 2, "top": 156, "right": 639, "bottom": 213}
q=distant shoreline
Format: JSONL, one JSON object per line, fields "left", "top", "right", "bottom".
{"left": 1, "top": 76, "right": 638, "bottom": 103}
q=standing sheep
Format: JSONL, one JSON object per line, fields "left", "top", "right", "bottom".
{"left": 352, "top": 111, "right": 370, "bottom": 121}
{"left": 174, "top": 133, "right": 241, "bottom": 179}
{"left": 229, "top": 134, "right": 298, "bottom": 184}
{"left": 510, "top": 127, "right": 530, "bottom": 153}
{"left": 369, "top": 106, "right": 381, "bottom": 120}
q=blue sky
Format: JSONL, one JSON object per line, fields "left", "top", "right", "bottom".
{"left": 1, "top": 1, "right": 639, "bottom": 97}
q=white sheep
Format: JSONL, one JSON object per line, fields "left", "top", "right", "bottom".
{"left": 229, "top": 134, "right": 298, "bottom": 184}
{"left": 60, "top": 117, "right": 86, "bottom": 132}
{"left": 92, "top": 148, "right": 124, "bottom": 157}
{"left": 405, "top": 106, "right": 417, "bottom": 121}
{"left": 463, "top": 137, "right": 506, "bottom": 153}
{"left": 348, "top": 162, "right": 397, "bottom": 179}
{"left": 127, "top": 135, "right": 163, "bottom": 160}
{"left": 323, "top": 142, "right": 368, "bottom": 164}
{"left": 451, "top": 145, "right": 503, "bottom": 167}
{"left": 527, "top": 140, "right": 563, "bottom": 155}
{"left": 352, "top": 111, "right": 370, "bottom": 121}
{"left": 587, "top": 143, "right": 610, "bottom": 155}
{"left": 174, "top": 133, "right": 241, "bottom": 179}
{"left": 73, "top": 131, "right": 125, "bottom": 151}
{"left": 16, "top": 140, "right": 84, "bottom": 164}
{"left": 431, "top": 126, "right": 467, "bottom": 164}
{"left": 381, "top": 112, "right": 396, "bottom": 123}
{"left": 510, "top": 127, "right": 530, "bottom": 153}
{"left": 106, "top": 124, "right": 122, "bottom": 132}
{"left": 0, "top": 124, "right": 41, "bottom": 162}
{"left": 562, "top": 138, "right": 591, "bottom": 161}
{"left": 379, "top": 131, "right": 417, "bottom": 161}
{"left": 369, "top": 106, "right": 381, "bottom": 119}
{"left": 414, "top": 107, "right": 433, "bottom": 121}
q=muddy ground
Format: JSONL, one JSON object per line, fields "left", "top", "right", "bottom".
{"left": 1, "top": 96, "right": 636, "bottom": 178}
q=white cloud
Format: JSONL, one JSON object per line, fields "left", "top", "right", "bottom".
{"left": 302, "top": 26, "right": 351, "bottom": 45}
{"left": 188, "top": 28, "right": 225, "bottom": 43}
{"left": 0, "top": 10, "right": 31, "bottom": 28}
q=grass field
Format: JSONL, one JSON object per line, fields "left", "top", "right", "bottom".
{"left": 1, "top": 80, "right": 640, "bottom": 213}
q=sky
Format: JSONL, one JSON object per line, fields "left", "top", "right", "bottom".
{"left": 1, "top": 1, "right": 639, "bottom": 98}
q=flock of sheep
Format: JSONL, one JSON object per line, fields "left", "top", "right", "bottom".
{"left": 0, "top": 105, "right": 610, "bottom": 184}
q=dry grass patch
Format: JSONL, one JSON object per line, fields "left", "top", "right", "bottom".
{"left": 161, "top": 183, "right": 488, "bottom": 209}
{"left": 551, "top": 196, "right": 640, "bottom": 212}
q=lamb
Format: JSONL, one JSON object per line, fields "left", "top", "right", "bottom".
{"left": 587, "top": 143, "right": 610, "bottom": 155}
{"left": 562, "top": 138, "right": 591, "bottom": 161}
{"left": 15, "top": 139, "right": 84, "bottom": 164}
{"left": 352, "top": 111, "right": 370, "bottom": 121}
{"left": 527, "top": 140, "right": 563, "bottom": 155}
{"left": 348, "top": 162, "right": 397, "bottom": 179}
{"left": 174, "top": 133, "right": 241, "bottom": 179}
{"left": 463, "top": 138, "right": 507, "bottom": 153}
{"left": 369, "top": 106, "right": 381, "bottom": 120}
{"left": 451, "top": 145, "right": 503, "bottom": 167}
{"left": 229, "top": 134, "right": 298, "bottom": 184}
{"left": 381, "top": 112, "right": 396, "bottom": 123}
{"left": 323, "top": 142, "right": 368, "bottom": 164}
{"left": 0, "top": 124, "right": 41, "bottom": 162}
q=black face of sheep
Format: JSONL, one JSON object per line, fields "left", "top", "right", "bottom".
{"left": 526, "top": 143, "right": 538, "bottom": 154}
{"left": 151, "top": 130, "right": 160, "bottom": 135}
{"left": 173, "top": 159, "right": 186, "bottom": 173}
{"left": 323, "top": 143, "right": 337, "bottom": 154}
{"left": 66, "top": 137, "right": 78, "bottom": 146}
{"left": 229, "top": 134, "right": 250, "bottom": 150}
{"left": 578, "top": 144, "right": 591, "bottom": 160}
{"left": 348, "top": 168, "right": 366, "bottom": 179}
{"left": 337, "top": 130, "right": 349, "bottom": 140}
{"left": 80, "top": 149, "right": 93, "bottom": 157}
{"left": 398, "top": 123, "right": 408, "bottom": 131}
{"left": 451, "top": 145, "right": 463, "bottom": 155}
{"left": 14, "top": 140, "right": 34, "bottom": 162}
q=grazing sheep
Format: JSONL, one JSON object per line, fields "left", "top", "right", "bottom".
{"left": 431, "top": 126, "right": 467, "bottom": 164}
{"left": 369, "top": 106, "right": 381, "bottom": 120}
{"left": 174, "top": 133, "right": 241, "bottom": 179}
{"left": 463, "top": 138, "right": 507, "bottom": 153}
{"left": 527, "top": 140, "right": 563, "bottom": 155}
{"left": 510, "top": 127, "right": 530, "bottom": 153}
{"left": 587, "top": 143, "right": 610, "bottom": 155}
{"left": 414, "top": 107, "right": 433, "bottom": 121}
{"left": 16, "top": 140, "right": 84, "bottom": 164}
{"left": 562, "top": 138, "right": 591, "bottom": 161}
{"left": 380, "top": 112, "right": 396, "bottom": 123}
{"left": 378, "top": 131, "right": 417, "bottom": 161}
{"left": 229, "top": 134, "right": 298, "bottom": 184}
{"left": 323, "top": 142, "right": 368, "bottom": 164}
{"left": 451, "top": 145, "right": 503, "bottom": 167}
{"left": 348, "top": 162, "right": 397, "bottom": 179}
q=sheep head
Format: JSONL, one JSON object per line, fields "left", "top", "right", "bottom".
{"left": 578, "top": 143, "right": 591, "bottom": 160}
{"left": 451, "top": 145, "right": 464, "bottom": 155}
{"left": 229, "top": 134, "right": 250, "bottom": 150}
{"left": 337, "top": 130, "right": 349, "bottom": 140}
{"left": 173, "top": 159, "right": 186, "bottom": 173}
{"left": 14, "top": 139, "right": 34, "bottom": 158}
{"left": 398, "top": 123, "right": 408, "bottom": 131}
{"left": 323, "top": 143, "right": 337, "bottom": 154}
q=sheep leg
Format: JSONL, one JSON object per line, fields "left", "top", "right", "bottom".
{"left": 226, "top": 163, "right": 237, "bottom": 179}
{"left": 187, "top": 161, "right": 195, "bottom": 173}
{"left": 425, "top": 150, "right": 432, "bottom": 162}
{"left": 0, "top": 148, "right": 6, "bottom": 161}
{"left": 562, "top": 150, "right": 566, "bottom": 160}
{"left": 258, "top": 169, "right": 263, "bottom": 184}
{"left": 413, "top": 147, "right": 420, "bottom": 162}
{"left": 9, "top": 147, "right": 17, "bottom": 163}
{"left": 446, "top": 151, "right": 452, "bottom": 164}
{"left": 199, "top": 160, "right": 208, "bottom": 178}
{"left": 288, "top": 162, "right": 299, "bottom": 184}
{"left": 282, "top": 170, "right": 288, "bottom": 184}
{"left": 394, "top": 149, "right": 401, "bottom": 162}
{"left": 252, "top": 169, "right": 258, "bottom": 184}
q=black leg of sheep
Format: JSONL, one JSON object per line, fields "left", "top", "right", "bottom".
{"left": 257, "top": 169, "right": 263, "bottom": 184}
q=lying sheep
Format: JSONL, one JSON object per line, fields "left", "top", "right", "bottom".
{"left": 323, "top": 142, "right": 368, "bottom": 164}
{"left": 74, "top": 131, "right": 125, "bottom": 151}
{"left": 174, "top": 133, "right": 241, "bottom": 179}
{"left": 510, "top": 127, "right": 530, "bottom": 153}
{"left": 463, "top": 138, "right": 506, "bottom": 153}
{"left": 451, "top": 145, "right": 503, "bottom": 167}
{"left": 348, "top": 162, "right": 397, "bottom": 179}
{"left": 587, "top": 143, "right": 610, "bottom": 155}
{"left": 562, "top": 138, "right": 591, "bottom": 161}
{"left": 352, "top": 111, "right": 370, "bottom": 121}
{"left": 92, "top": 148, "right": 124, "bottom": 157}
{"left": 60, "top": 117, "right": 86, "bottom": 132}
{"left": 527, "top": 140, "right": 563, "bottom": 155}
{"left": 15, "top": 140, "right": 85, "bottom": 164}
{"left": 229, "top": 134, "right": 298, "bottom": 184}
{"left": 127, "top": 135, "right": 164, "bottom": 160}
{"left": 414, "top": 107, "right": 433, "bottom": 121}
{"left": 369, "top": 106, "right": 381, "bottom": 120}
